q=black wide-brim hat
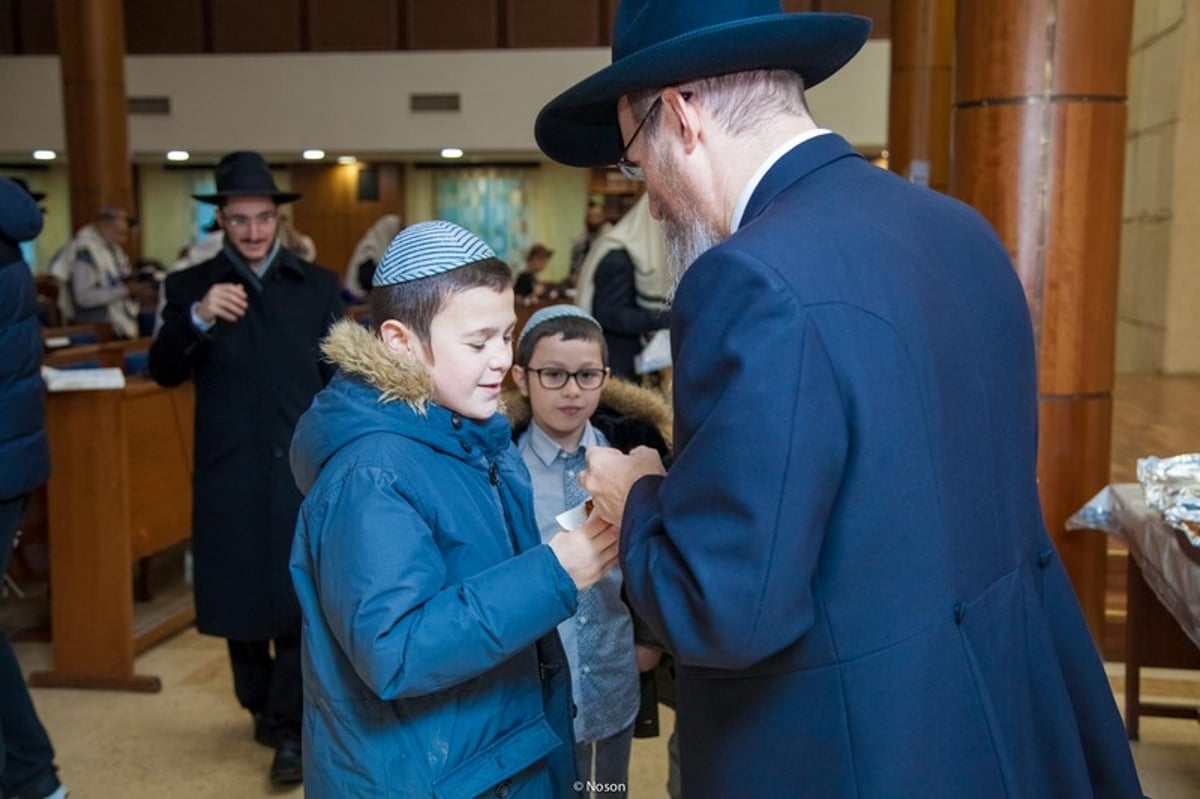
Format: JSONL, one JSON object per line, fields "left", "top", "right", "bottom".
{"left": 192, "top": 150, "right": 301, "bottom": 205}
{"left": 535, "top": 0, "right": 871, "bottom": 168}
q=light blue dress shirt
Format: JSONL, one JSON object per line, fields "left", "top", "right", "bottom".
{"left": 518, "top": 420, "right": 640, "bottom": 742}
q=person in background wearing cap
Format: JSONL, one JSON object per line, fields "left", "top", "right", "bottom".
{"left": 508, "top": 305, "right": 673, "bottom": 798}
{"left": 49, "top": 205, "right": 149, "bottom": 338}
{"left": 289, "top": 221, "right": 619, "bottom": 797}
{"left": 149, "top": 151, "right": 342, "bottom": 785}
{"left": 536, "top": 1, "right": 1142, "bottom": 797}
{"left": 0, "top": 178, "right": 68, "bottom": 799}
{"left": 514, "top": 242, "right": 554, "bottom": 300}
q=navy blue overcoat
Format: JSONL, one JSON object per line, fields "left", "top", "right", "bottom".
{"left": 620, "top": 134, "right": 1142, "bottom": 798}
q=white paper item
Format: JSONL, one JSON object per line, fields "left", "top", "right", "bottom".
{"left": 41, "top": 365, "right": 126, "bottom": 392}
{"left": 634, "top": 328, "right": 672, "bottom": 374}
{"left": 555, "top": 499, "right": 591, "bottom": 530}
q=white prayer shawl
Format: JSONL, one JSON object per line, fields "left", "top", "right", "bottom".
{"left": 345, "top": 214, "right": 402, "bottom": 292}
{"left": 50, "top": 224, "right": 138, "bottom": 338}
{"left": 574, "top": 193, "right": 671, "bottom": 316}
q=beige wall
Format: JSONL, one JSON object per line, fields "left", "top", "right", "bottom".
{"left": 0, "top": 43, "right": 890, "bottom": 160}
{"left": 1118, "top": 0, "right": 1198, "bottom": 374}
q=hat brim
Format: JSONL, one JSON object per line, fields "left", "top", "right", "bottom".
{"left": 535, "top": 13, "right": 871, "bottom": 168}
{"left": 192, "top": 189, "right": 302, "bottom": 205}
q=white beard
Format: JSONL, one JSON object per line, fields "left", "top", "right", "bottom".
{"left": 653, "top": 145, "right": 726, "bottom": 302}
{"left": 662, "top": 213, "right": 722, "bottom": 301}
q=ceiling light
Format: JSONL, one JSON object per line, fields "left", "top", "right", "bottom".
{"left": 33, "top": 149, "right": 56, "bottom": 161}
{"left": 337, "top": 156, "right": 358, "bottom": 165}
{"left": 302, "top": 149, "right": 325, "bottom": 160}
{"left": 440, "top": 147, "right": 464, "bottom": 160}
{"left": 166, "top": 150, "right": 190, "bottom": 162}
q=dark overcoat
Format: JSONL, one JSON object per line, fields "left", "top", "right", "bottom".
{"left": 0, "top": 208, "right": 49, "bottom": 500}
{"left": 149, "top": 247, "right": 340, "bottom": 640}
{"left": 619, "top": 134, "right": 1143, "bottom": 798}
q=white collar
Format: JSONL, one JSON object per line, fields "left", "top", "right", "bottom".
{"left": 730, "top": 129, "right": 832, "bottom": 233}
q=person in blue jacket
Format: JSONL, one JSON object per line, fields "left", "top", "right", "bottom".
{"left": 536, "top": 2, "right": 1144, "bottom": 798}
{"left": 0, "top": 176, "right": 67, "bottom": 799}
{"left": 289, "top": 221, "right": 618, "bottom": 797}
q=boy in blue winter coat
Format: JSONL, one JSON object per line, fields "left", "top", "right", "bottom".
{"left": 289, "top": 221, "right": 617, "bottom": 797}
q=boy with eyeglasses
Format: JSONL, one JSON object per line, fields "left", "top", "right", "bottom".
{"left": 511, "top": 305, "right": 671, "bottom": 799}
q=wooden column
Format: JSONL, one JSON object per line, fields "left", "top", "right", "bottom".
{"left": 952, "top": 0, "right": 1133, "bottom": 643}
{"left": 888, "top": 0, "right": 954, "bottom": 192}
{"left": 55, "top": 0, "right": 132, "bottom": 230}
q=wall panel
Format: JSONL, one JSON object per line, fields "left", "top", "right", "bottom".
{"left": 507, "top": 0, "right": 601, "bottom": 48}
{"left": 124, "top": 0, "right": 205, "bottom": 53}
{"left": 17, "top": 0, "right": 57, "bottom": 54}
{"left": 308, "top": 0, "right": 400, "bottom": 52}
{"left": 406, "top": 0, "right": 498, "bottom": 50}
{"left": 210, "top": 0, "right": 302, "bottom": 53}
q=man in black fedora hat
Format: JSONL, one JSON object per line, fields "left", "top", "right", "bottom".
{"left": 539, "top": 2, "right": 1143, "bottom": 797}
{"left": 149, "top": 150, "right": 341, "bottom": 785}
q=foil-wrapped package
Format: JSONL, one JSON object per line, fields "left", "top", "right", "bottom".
{"left": 1137, "top": 453, "right": 1200, "bottom": 548}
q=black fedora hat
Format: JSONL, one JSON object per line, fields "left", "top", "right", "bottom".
{"left": 192, "top": 151, "right": 301, "bottom": 205}
{"left": 7, "top": 176, "right": 46, "bottom": 202}
{"left": 535, "top": 0, "right": 871, "bottom": 168}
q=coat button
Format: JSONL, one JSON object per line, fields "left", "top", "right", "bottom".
{"left": 495, "top": 780, "right": 511, "bottom": 797}
{"left": 461, "top": 440, "right": 471, "bottom": 453}
{"left": 1037, "top": 549, "right": 1054, "bottom": 568}
{"left": 451, "top": 414, "right": 463, "bottom": 430}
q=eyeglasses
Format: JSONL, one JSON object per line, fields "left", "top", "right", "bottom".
{"left": 222, "top": 210, "right": 278, "bottom": 230}
{"left": 525, "top": 366, "right": 608, "bottom": 391}
{"left": 614, "top": 90, "right": 692, "bottom": 182}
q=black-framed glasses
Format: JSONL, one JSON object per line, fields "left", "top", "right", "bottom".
{"left": 614, "top": 91, "right": 692, "bottom": 181}
{"left": 525, "top": 366, "right": 608, "bottom": 391}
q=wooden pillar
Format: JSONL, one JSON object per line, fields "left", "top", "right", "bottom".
{"left": 952, "top": 0, "right": 1134, "bottom": 643}
{"left": 55, "top": 0, "right": 132, "bottom": 231}
{"left": 888, "top": 0, "right": 955, "bottom": 192}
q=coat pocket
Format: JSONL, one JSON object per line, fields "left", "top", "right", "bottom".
{"left": 431, "top": 714, "right": 565, "bottom": 799}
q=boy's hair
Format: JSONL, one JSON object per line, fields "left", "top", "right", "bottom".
{"left": 369, "top": 257, "right": 513, "bottom": 346}
{"left": 516, "top": 315, "right": 609, "bottom": 368}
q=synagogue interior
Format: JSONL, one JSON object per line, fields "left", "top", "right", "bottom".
{"left": 1, "top": 1, "right": 1198, "bottom": 796}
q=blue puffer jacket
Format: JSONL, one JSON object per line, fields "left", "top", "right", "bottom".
{"left": 290, "top": 320, "right": 580, "bottom": 799}
{"left": 0, "top": 178, "right": 49, "bottom": 500}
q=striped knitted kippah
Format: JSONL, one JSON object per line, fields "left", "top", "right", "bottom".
{"left": 517, "top": 304, "right": 602, "bottom": 348}
{"left": 372, "top": 220, "right": 497, "bottom": 287}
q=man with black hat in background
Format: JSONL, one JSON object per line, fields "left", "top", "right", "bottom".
{"left": 149, "top": 151, "right": 341, "bottom": 785}
{"left": 538, "top": 2, "right": 1143, "bottom": 797}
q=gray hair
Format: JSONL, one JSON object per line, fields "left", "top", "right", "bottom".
{"left": 629, "top": 69, "right": 809, "bottom": 140}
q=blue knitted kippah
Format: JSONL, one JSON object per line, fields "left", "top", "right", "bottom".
{"left": 372, "top": 220, "right": 497, "bottom": 287}
{"left": 518, "top": 304, "right": 602, "bottom": 348}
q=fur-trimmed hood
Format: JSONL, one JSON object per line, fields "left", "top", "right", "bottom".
{"left": 291, "top": 319, "right": 514, "bottom": 495}
{"left": 505, "top": 375, "right": 673, "bottom": 455}
{"left": 319, "top": 318, "right": 433, "bottom": 410}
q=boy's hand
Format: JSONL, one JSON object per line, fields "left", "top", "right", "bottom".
{"left": 579, "top": 446, "right": 666, "bottom": 529}
{"left": 547, "top": 513, "right": 618, "bottom": 591}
